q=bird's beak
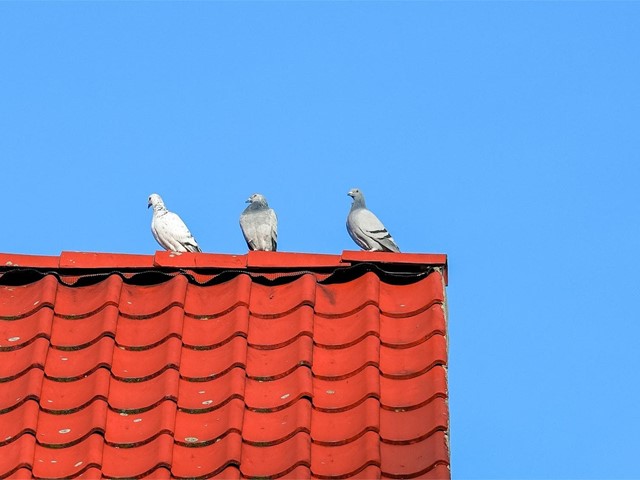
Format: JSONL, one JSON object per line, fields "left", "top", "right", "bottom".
{"left": 245, "top": 198, "right": 251, "bottom": 203}
{"left": 147, "top": 202, "right": 152, "bottom": 209}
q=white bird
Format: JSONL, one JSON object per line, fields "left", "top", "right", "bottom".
{"left": 346, "top": 188, "right": 400, "bottom": 252}
{"left": 147, "top": 193, "right": 202, "bottom": 253}
{"left": 239, "top": 193, "right": 277, "bottom": 251}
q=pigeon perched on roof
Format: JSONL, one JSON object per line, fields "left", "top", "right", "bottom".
{"left": 147, "top": 193, "right": 202, "bottom": 253}
{"left": 346, "top": 188, "right": 400, "bottom": 253}
{"left": 239, "top": 193, "right": 278, "bottom": 251}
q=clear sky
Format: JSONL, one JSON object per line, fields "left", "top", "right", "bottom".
{"left": 1, "top": 1, "right": 639, "bottom": 478}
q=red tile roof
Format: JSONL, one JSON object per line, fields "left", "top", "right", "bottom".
{"left": 0, "top": 251, "right": 450, "bottom": 479}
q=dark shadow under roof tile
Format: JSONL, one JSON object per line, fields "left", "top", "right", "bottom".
{"left": 182, "top": 306, "right": 249, "bottom": 348}
{"left": 311, "top": 397, "right": 379, "bottom": 445}
{"left": 245, "top": 366, "right": 312, "bottom": 411}
{"left": 105, "top": 400, "right": 176, "bottom": 446}
{"left": 380, "top": 396, "right": 449, "bottom": 443}
{"left": 380, "top": 366, "right": 447, "bottom": 410}
{"left": 0, "top": 308, "right": 53, "bottom": 350}
{"left": 111, "top": 337, "right": 182, "bottom": 380}
{"left": 313, "top": 335, "right": 380, "bottom": 379}
{"left": 109, "top": 369, "right": 179, "bottom": 412}
{"left": 311, "top": 430, "right": 380, "bottom": 478}
{"left": 0, "top": 275, "right": 58, "bottom": 319}
{"left": 178, "top": 368, "right": 246, "bottom": 412}
{"left": 102, "top": 433, "right": 173, "bottom": 478}
{"left": 0, "top": 337, "right": 48, "bottom": 379}
{"left": 380, "top": 334, "right": 447, "bottom": 378}
{"left": 32, "top": 433, "right": 103, "bottom": 479}
{"left": 379, "top": 271, "right": 444, "bottom": 316}
{"left": 44, "top": 337, "right": 114, "bottom": 380}
{"left": 248, "top": 274, "right": 317, "bottom": 317}
{"left": 50, "top": 306, "right": 118, "bottom": 348}
{"left": 240, "top": 431, "right": 311, "bottom": 478}
{"left": 246, "top": 335, "right": 312, "bottom": 379}
{"left": 36, "top": 400, "right": 107, "bottom": 447}
{"left": 380, "top": 430, "right": 449, "bottom": 478}
{"left": 314, "top": 305, "right": 380, "bottom": 347}
{"left": 1, "top": 369, "right": 43, "bottom": 412}
{"left": 54, "top": 275, "right": 123, "bottom": 318}
{"left": 380, "top": 306, "right": 445, "bottom": 347}
{"left": 243, "top": 399, "right": 311, "bottom": 444}
{"left": 40, "top": 368, "right": 109, "bottom": 413}
{"left": 119, "top": 275, "right": 188, "bottom": 318}
{"left": 115, "top": 306, "right": 184, "bottom": 348}
{"left": 180, "top": 337, "right": 247, "bottom": 380}
{"left": 315, "top": 272, "right": 380, "bottom": 317}
{"left": 0, "top": 434, "right": 35, "bottom": 478}
{"left": 247, "top": 308, "right": 314, "bottom": 347}
{"left": 174, "top": 398, "right": 244, "bottom": 445}
{"left": 313, "top": 366, "right": 380, "bottom": 411}
{"left": 184, "top": 275, "right": 252, "bottom": 317}
{"left": 171, "top": 432, "right": 242, "bottom": 479}
{"left": 0, "top": 400, "right": 38, "bottom": 445}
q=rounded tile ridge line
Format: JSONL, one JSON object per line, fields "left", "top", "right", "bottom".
{"left": 310, "top": 460, "right": 381, "bottom": 480}
{"left": 53, "top": 300, "right": 118, "bottom": 320}
{"left": 249, "top": 300, "right": 315, "bottom": 320}
{"left": 239, "top": 459, "right": 311, "bottom": 480}
{"left": 0, "top": 332, "right": 50, "bottom": 352}
{"left": 379, "top": 425, "right": 449, "bottom": 446}
{"left": 0, "top": 301, "right": 55, "bottom": 321}
{"left": 184, "top": 300, "right": 249, "bottom": 320}
{"left": 0, "top": 428, "right": 36, "bottom": 448}
{"left": 381, "top": 459, "right": 450, "bottom": 479}
{"left": 171, "top": 461, "right": 239, "bottom": 480}
{"left": 242, "top": 426, "right": 311, "bottom": 447}
{"left": 35, "top": 427, "right": 106, "bottom": 450}
{"left": 0, "top": 363, "right": 44, "bottom": 383}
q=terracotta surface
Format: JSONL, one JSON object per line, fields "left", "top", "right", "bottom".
{"left": 0, "top": 251, "right": 450, "bottom": 479}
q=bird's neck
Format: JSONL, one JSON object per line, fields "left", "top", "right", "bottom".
{"left": 351, "top": 198, "right": 366, "bottom": 210}
{"left": 246, "top": 202, "right": 267, "bottom": 212}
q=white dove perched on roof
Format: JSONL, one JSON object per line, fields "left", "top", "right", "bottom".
{"left": 346, "top": 188, "right": 400, "bottom": 253}
{"left": 239, "top": 193, "right": 278, "bottom": 251}
{"left": 147, "top": 193, "right": 202, "bottom": 253}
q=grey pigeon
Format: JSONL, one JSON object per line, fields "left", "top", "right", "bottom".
{"left": 346, "top": 188, "right": 400, "bottom": 252}
{"left": 148, "top": 193, "right": 202, "bottom": 253}
{"left": 239, "top": 193, "right": 278, "bottom": 251}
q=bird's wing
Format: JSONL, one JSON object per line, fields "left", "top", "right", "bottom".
{"left": 352, "top": 208, "right": 400, "bottom": 252}
{"left": 240, "top": 209, "right": 278, "bottom": 251}
{"left": 267, "top": 208, "right": 277, "bottom": 251}
{"left": 162, "top": 212, "right": 200, "bottom": 252}
{"left": 239, "top": 212, "right": 258, "bottom": 249}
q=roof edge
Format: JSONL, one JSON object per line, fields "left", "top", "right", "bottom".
{"left": 0, "top": 250, "right": 448, "bottom": 283}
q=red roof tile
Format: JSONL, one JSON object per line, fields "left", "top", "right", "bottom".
{"left": 0, "top": 250, "right": 450, "bottom": 479}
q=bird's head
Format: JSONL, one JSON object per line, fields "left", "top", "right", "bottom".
{"left": 246, "top": 193, "right": 268, "bottom": 206}
{"left": 148, "top": 193, "right": 164, "bottom": 210}
{"left": 347, "top": 188, "right": 363, "bottom": 199}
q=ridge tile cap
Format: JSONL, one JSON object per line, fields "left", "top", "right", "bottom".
{"left": 247, "top": 250, "right": 344, "bottom": 268}
{"left": 341, "top": 250, "right": 447, "bottom": 266}
{"left": 153, "top": 251, "right": 247, "bottom": 269}
{"left": 60, "top": 251, "right": 155, "bottom": 269}
{"left": 0, "top": 253, "right": 59, "bottom": 269}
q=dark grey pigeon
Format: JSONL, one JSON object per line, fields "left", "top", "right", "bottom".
{"left": 148, "top": 193, "right": 202, "bottom": 253}
{"left": 346, "top": 188, "right": 400, "bottom": 252}
{"left": 239, "top": 193, "right": 278, "bottom": 251}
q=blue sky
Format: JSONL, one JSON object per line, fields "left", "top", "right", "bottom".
{"left": 1, "top": 2, "right": 639, "bottom": 478}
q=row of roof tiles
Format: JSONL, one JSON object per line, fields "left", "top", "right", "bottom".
{"left": 0, "top": 250, "right": 447, "bottom": 273}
